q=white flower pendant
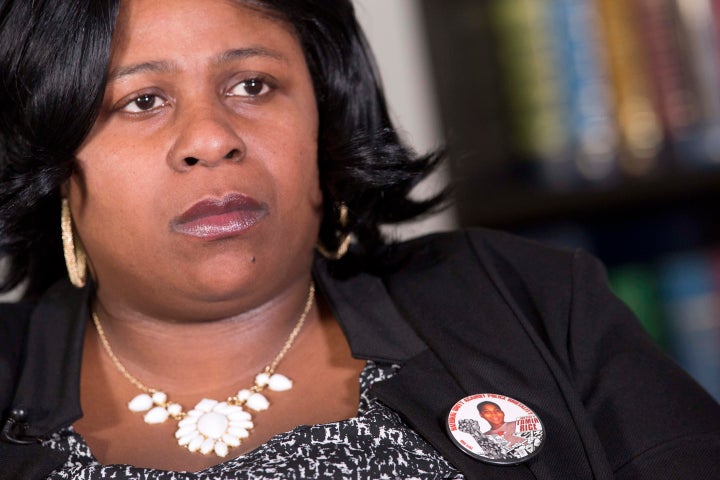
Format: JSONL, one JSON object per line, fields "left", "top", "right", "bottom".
{"left": 125, "top": 372, "right": 294, "bottom": 458}
{"left": 175, "top": 399, "right": 254, "bottom": 457}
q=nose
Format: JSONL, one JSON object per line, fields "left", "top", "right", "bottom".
{"left": 167, "top": 101, "right": 245, "bottom": 172}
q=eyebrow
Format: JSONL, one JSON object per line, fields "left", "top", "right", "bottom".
{"left": 108, "top": 47, "right": 288, "bottom": 82}
{"left": 108, "top": 60, "right": 178, "bottom": 83}
{"left": 213, "top": 47, "right": 288, "bottom": 66}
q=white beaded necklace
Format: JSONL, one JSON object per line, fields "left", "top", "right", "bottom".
{"left": 91, "top": 282, "right": 315, "bottom": 458}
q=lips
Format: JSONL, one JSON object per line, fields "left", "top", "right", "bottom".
{"left": 171, "top": 193, "right": 268, "bottom": 240}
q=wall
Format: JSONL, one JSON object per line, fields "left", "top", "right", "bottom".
{"left": 353, "top": 0, "right": 458, "bottom": 238}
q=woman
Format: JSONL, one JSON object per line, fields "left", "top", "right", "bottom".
{"left": 0, "top": 0, "right": 718, "bottom": 479}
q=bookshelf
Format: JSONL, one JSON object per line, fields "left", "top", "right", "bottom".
{"left": 455, "top": 168, "right": 720, "bottom": 231}
{"left": 419, "top": 0, "right": 720, "bottom": 401}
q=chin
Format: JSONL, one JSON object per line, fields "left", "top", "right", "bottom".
{"left": 189, "top": 267, "right": 258, "bottom": 299}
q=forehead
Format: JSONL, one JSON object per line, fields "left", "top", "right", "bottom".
{"left": 111, "top": 0, "right": 299, "bottom": 67}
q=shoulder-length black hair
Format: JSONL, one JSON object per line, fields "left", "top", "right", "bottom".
{"left": 0, "top": 0, "right": 447, "bottom": 298}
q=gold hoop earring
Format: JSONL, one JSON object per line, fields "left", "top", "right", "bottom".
{"left": 61, "top": 198, "right": 87, "bottom": 288}
{"left": 317, "top": 203, "right": 351, "bottom": 260}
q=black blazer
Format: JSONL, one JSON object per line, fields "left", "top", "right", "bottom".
{"left": 2, "top": 229, "right": 719, "bottom": 479}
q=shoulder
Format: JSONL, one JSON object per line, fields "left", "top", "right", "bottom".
{"left": 0, "top": 301, "right": 34, "bottom": 345}
{"left": 389, "top": 226, "right": 576, "bottom": 259}
{"left": 0, "top": 301, "right": 35, "bottom": 412}
{"left": 382, "top": 228, "right": 604, "bottom": 336}
{"left": 384, "top": 227, "right": 586, "bottom": 286}
{"left": 0, "top": 302, "right": 34, "bottom": 355}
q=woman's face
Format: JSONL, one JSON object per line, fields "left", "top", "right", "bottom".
{"left": 69, "top": 0, "right": 321, "bottom": 319}
{"left": 479, "top": 404, "right": 505, "bottom": 429}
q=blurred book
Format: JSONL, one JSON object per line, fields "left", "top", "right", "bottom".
{"left": 482, "top": 0, "right": 720, "bottom": 189}
{"left": 547, "top": 0, "right": 619, "bottom": 184}
{"left": 672, "top": 0, "right": 720, "bottom": 165}
{"left": 595, "top": 0, "right": 664, "bottom": 176}
{"left": 635, "top": 0, "right": 700, "bottom": 163}
{"left": 489, "top": 0, "right": 567, "bottom": 184}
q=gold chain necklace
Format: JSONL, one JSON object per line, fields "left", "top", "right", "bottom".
{"left": 91, "top": 282, "right": 315, "bottom": 458}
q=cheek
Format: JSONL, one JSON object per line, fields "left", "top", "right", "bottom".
{"left": 296, "top": 112, "right": 322, "bottom": 207}
{"left": 304, "top": 145, "right": 322, "bottom": 208}
{"left": 270, "top": 83, "right": 320, "bottom": 207}
{"left": 75, "top": 130, "right": 167, "bottom": 199}
{"left": 74, "top": 166, "right": 152, "bottom": 219}
{"left": 298, "top": 144, "right": 323, "bottom": 214}
{"left": 264, "top": 121, "right": 321, "bottom": 208}
{"left": 70, "top": 142, "right": 169, "bottom": 248}
{"left": 270, "top": 141, "right": 322, "bottom": 248}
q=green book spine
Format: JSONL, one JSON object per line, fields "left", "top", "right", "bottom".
{"left": 489, "top": 0, "right": 566, "bottom": 163}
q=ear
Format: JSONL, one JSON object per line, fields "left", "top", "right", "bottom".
{"left": 62, "top": 171, "right": 88, "bottom": 205}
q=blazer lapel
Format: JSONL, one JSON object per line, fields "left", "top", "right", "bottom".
{"left": 315, "top": 251, "right": 538, "bottom": 479}
{"left": 371, "top": 349, "right": 537, "bottom": 480}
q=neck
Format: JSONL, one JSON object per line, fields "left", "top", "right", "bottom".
{"left": 90, "top": 279, "right": 316, "bottom": 397}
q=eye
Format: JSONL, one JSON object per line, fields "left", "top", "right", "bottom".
{"left": 120, "top": 93, "right": 167, "bottom": 113}
{"left": 227, "top": 77, "right": 272, "bottom": 98}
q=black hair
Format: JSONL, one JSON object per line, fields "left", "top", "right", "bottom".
{"left": 0, "top": 0, "right": 448, "bottom": 298}
{"left": 477, "top": 401, "right": 502, "bottom": 414}
{"left": 0, "top": 0, "right": 119, "bottom": 297}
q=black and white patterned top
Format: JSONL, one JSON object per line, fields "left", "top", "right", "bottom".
{"left": 43, "top": 362, "right": 463, "bottom": 479}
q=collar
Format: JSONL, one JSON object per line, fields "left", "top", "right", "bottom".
{"left": 7, "top": 279, "right": 90, "bottom": 439}
{"left": 313, "top": 256, "right": 426, "bottom": 364}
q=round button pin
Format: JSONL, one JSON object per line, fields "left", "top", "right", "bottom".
{"left": 446, "top": 393, "right": 545, "bottom": 465}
